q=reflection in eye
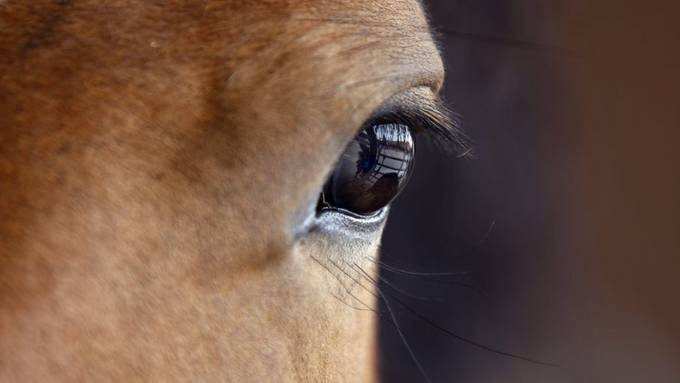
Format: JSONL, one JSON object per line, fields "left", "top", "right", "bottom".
{"left": 321, "top": 123, "right": 415, "bottom": 216}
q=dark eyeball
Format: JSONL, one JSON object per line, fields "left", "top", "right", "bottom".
{"left": 321, "top": 123, "right": 415, "bottom": 216}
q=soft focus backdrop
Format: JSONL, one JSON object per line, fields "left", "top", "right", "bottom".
{"left": 378, "top": 1, "right": 680, "bottom": 382}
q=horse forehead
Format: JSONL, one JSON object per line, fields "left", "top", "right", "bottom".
{"left": 228, "top": 0, "right": 436, "bottom": 60}
{"left": 3, "top": 1, "right": 440, "bottom": 84}
{"left": 219, "top": 0, "right": 444, "bottom": 113}
{"left": 200, "top": 0, "right": 441, "bottom": 85}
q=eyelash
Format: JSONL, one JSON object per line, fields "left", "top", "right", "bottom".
{"left": 369, "top": 104, "right": 473, "bottom": 158}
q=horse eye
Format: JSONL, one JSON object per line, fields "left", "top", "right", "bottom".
{"left": 321, "top": 123, "right": 415, "bottom": 216}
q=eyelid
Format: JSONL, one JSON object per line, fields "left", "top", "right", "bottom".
{"left": 367, "top": 89, "right": 473, "bottom": 158}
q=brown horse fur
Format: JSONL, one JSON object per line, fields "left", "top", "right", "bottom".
{"left": 0, "top": 1, "right": 445, "bottom": 381}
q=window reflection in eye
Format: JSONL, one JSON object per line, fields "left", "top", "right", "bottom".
{"left": 321, "top": 123, "right": 415, "bottom": 216}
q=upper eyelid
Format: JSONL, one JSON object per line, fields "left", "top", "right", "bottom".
{"left": 366, "top": 90, "right": 472, "bottom": 157}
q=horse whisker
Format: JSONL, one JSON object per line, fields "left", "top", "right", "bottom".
{"left": 349, "top": 262, "right": 433, "bottom": 383}
{"left": 366, "top": 256, "right": 471, "bottom": 277}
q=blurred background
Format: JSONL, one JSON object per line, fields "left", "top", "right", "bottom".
{"left": 378, "top": 1, "right": 680, "bottom": 382}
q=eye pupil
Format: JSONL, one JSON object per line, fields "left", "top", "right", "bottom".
{"left": 322, "top": 123, "right": 415, "bottom": 216}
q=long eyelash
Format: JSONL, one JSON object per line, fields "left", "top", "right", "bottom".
{"left": 373, "top": 101, "right": 474, "bottom": 158}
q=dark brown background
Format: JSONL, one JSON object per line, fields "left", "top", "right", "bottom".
{"left": 378, "top": 1, "right": 680, "bottom": 382}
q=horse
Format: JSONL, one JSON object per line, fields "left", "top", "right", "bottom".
{"left": 0, "top": 1, "right": 462, "bottom": 381}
